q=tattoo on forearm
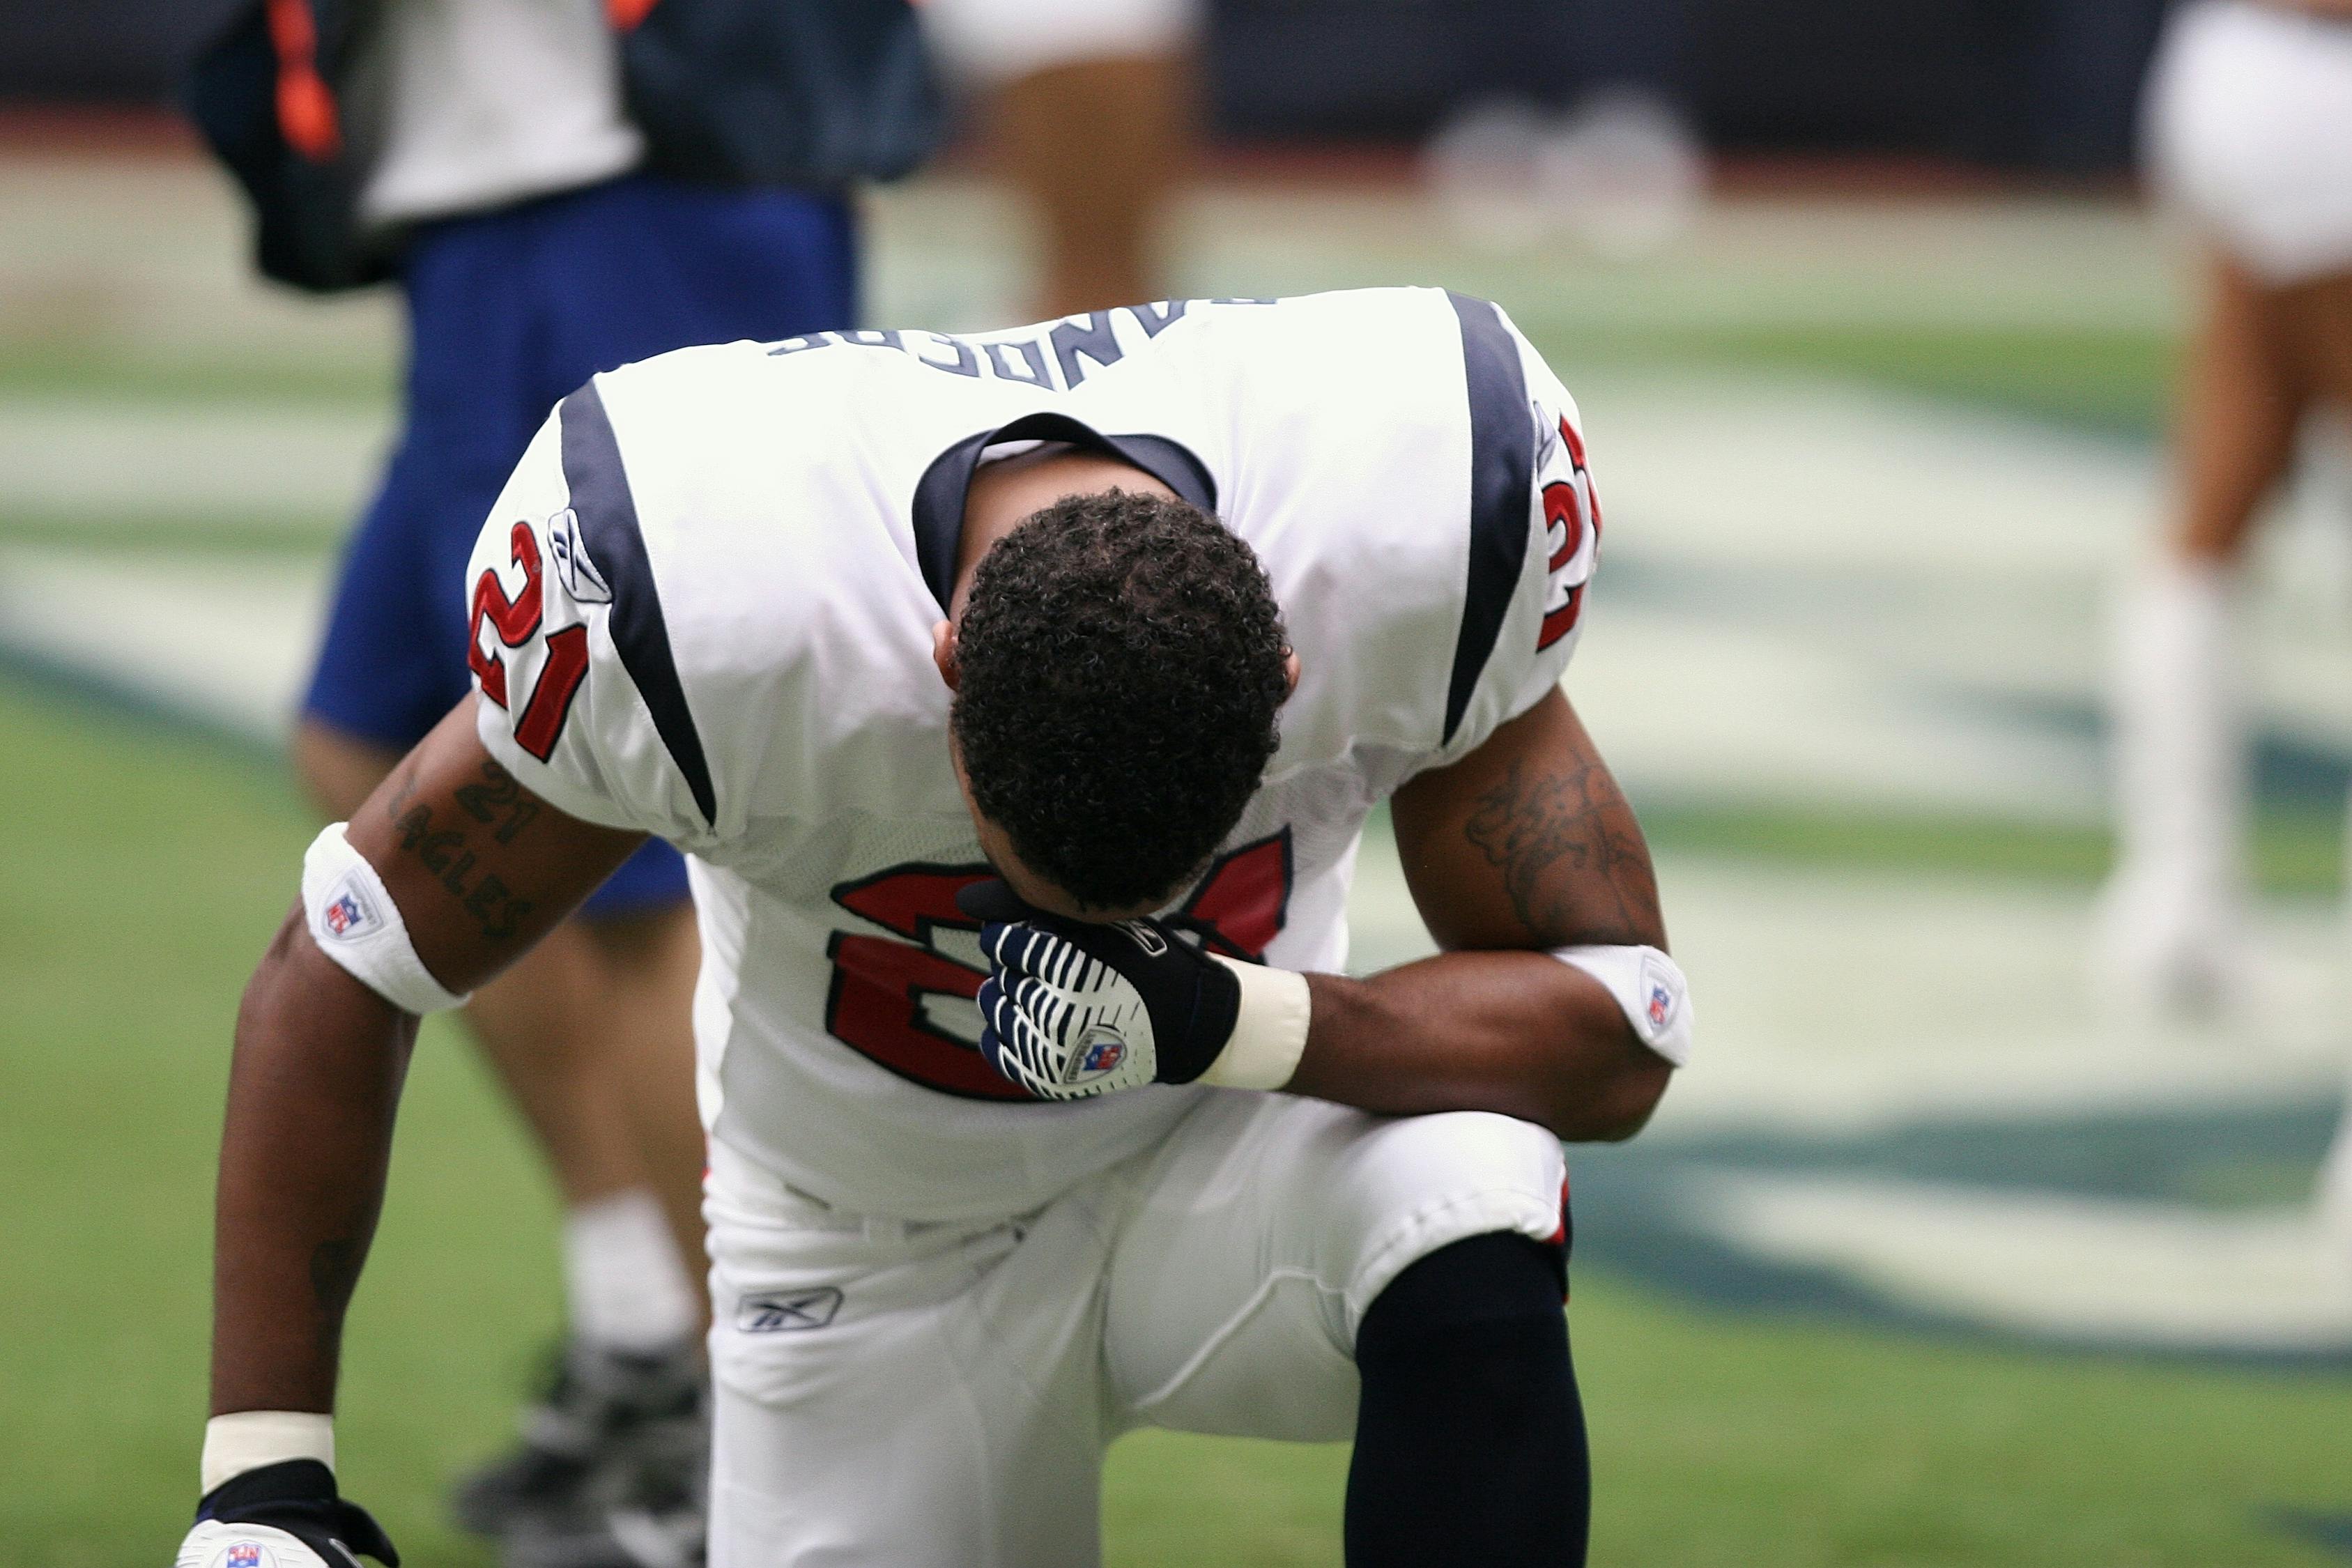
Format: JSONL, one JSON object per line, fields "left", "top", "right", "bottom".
{"left": 1462, "top": 756, "right": 1663, "bottom": 946}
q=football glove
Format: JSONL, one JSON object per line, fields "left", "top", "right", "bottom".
{"left": 957, "top": 879, "right": 1249, "bottom": 1099}
{"left": 179, "top": 1461, "right": 399, "bottom": 1568}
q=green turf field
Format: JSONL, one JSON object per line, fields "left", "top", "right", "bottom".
{"left": 4, "top": 161, "right": 2349, "bottom": 1563}
{"left": 5, "top": 673, "right": 2346, "bottom": 1566}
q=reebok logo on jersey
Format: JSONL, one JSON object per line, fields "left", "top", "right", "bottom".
{"left": 737, "top": 1286, "right": 844, "bottom": 1332}
{"left": 321, "top": 878, "right": 378, "bottom": 941}
{"left": 545, "top": 507, "right": 611, "bottom": 604}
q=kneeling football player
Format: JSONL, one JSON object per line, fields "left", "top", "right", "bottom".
{"left": 180, "top": 287, "right": 1689, "bottom": 1568}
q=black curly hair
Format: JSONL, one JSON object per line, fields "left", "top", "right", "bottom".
{"left": 952, "top": 488, "right": 1291, "bottom": 912}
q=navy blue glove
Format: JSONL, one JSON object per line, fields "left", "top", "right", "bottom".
{"left": 955, "top": 879, "right": 1242, "bottom": 1099}
{"left": 182, "top": 1460, "right": 400, "bottom": 1568}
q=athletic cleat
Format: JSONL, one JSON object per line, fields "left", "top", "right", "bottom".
{"left": 450, "top": 1335, "right": 708, "bottom": 1567}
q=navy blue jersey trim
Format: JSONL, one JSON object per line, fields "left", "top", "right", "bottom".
{"left": 1444, "top": 292, "right": 1535, "bottom": 747}
{"left": 558, "top": 381, "right": 718, "bottom": 828}
{"left": 908, "top": 413, "right": 1219, "bottom": 613}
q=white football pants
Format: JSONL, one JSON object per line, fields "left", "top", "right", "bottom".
{"left": 702, "top": 1093, "right": 1566, "bottom": 1567}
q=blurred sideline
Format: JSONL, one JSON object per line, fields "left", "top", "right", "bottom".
{"left": 3, "top": 141, "right": 2347, "bottom": 1365}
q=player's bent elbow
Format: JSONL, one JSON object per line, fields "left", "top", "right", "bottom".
{"left": 234, "top": 906, "right": 313, "bottom": 1033}
{"left": 1548, "top": 1052, "right": 1673, "bottom": 1144}
{"left": 234, "top": 903, "right": 405, "bottom": 1056}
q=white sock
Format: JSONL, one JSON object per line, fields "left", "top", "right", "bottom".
{"left": 2105, "top": 555, "right": 2248, "bottom": 938}
{"left": 2321, "top": 1112, "right": 2352, "bottom": 1261}
{"left": 563, "top": 1188, "right": 699, "bottom": 1354}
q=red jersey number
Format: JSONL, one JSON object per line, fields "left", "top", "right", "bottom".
{"left": 469, "top": 520, "right": 591, "bottom": 762}
{"left": 823, "top": 831, "right": 1296, "bottom": 1100}
{"left": 1538, "top": 417, "right": 1599, "bottom": 652}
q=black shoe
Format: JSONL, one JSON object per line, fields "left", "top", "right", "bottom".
{"left": 450, "top": 1335, "right": 707, "bottom": 1565}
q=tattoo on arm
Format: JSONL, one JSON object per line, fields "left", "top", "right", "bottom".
{"left": 383, "top": 759, "right": 537, "bottom": 944}
{"left": 1461, "top": 756, "right": 1663, "bottom": 946}
{"left": 452, "top": 760, "right": 542, "bottom": 845}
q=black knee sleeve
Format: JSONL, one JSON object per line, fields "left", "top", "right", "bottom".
{"left": 1346, "top": 1231, "right": 1590, "bottom": 1568}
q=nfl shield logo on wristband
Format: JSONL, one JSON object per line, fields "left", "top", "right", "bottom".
{"left": 1638, "top": 952, "right": 1681, "bottom": 1035}
{"left": 318, "top": 876, "right": 377, "bottom": 941}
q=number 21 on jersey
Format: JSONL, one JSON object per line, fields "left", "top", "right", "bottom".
{"left": 469, "top": 519, "right": 591, "bottom": 761}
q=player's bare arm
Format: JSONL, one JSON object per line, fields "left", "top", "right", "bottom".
{"left": 1284, "top": 687, "right": 1673, "bottom": 1141}
{"left": 213, "top": 698, "right": 645, "bottom": 1420}
{"left": 962, "top": 683, "right": 1682, "bottom": 1137}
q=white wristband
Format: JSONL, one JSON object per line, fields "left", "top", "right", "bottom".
{"left": 201, "top": 1411, "right": 335, "bottom": 1496}
{"left": 1200, "top": 957, "right": 1313, "bottom": 1090}
{"left": 1552, "top": 944, "right": 1693, "bottom": 1068}
{"left": 301, "top": 823, "right": 470, "bottom": 1015}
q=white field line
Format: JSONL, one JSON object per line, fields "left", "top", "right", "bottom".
{"left": 0, "top": 544, "right": 328, "bottom": 741}
{"left": 1571, "top": 369, "right": 2352, "bottom": 822}
{"left": 1351, "top": 849, "right": 2351, "bottom": 1132}
{"left": 1694, "top": 1171, "right": 2352, "bottom": 1351}
{"left": 864, "top": 183, "right": 2186, "bottom": 338}
{"left": 3, "top": 156, "right": 2173, "bottom": 367}
{"left": 0, "top": 396, "right": 388, "bottom": 520}
{"left": 6, "top": 368, "right": 2347, "bottom": 823}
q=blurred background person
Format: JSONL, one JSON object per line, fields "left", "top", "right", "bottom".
{"left": 2099, "top": 0, "right": 2352, "bottom": 1029}
{"left": 1423, "top": 0, "right": 1706, "bottom": 262}
{"left": 2109, "top": 0, "right": 2352, "bottom": 1263}
{"left": 181, "top": 1, "right": 937, "bottom": 1560}
{"left": 921, "top": 0, "right": 1197, "bottom": 316}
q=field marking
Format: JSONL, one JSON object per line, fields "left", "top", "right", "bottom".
{"left": 1354, "top": 850, "right": 2349, "bottom": 1132}
{"left": 0, "top": 366, "right": 2278, "bottom": 827}
{"left": 0, "top": 544, "right": 325, "bottom": 740}
{"left": 1574, "top": 368, "right": 2352, "bottom": 825}
{"left": 6, "top": 354, "right": 2349, "bottom": 1363}
{"left": 865, "top": 182, "right": 2185, "bottom": 337}
{"left": 1693, "top": 1172, "right": 2352, "bottom": 1352}
{"left": 0, "top": 394, "right": 387, "bottom": 518}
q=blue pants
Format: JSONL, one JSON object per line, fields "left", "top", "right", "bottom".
{"left": 305, "top": 173, "right": 857, "bottom": 916}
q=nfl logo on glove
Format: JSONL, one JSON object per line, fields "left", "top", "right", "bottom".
{"left": 1076, "top": 1033, "right": 1125, "bottom": 1079}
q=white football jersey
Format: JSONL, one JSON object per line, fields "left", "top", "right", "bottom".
{"left": 462, "top": 287, "right": 1600, "bottom": 1221}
